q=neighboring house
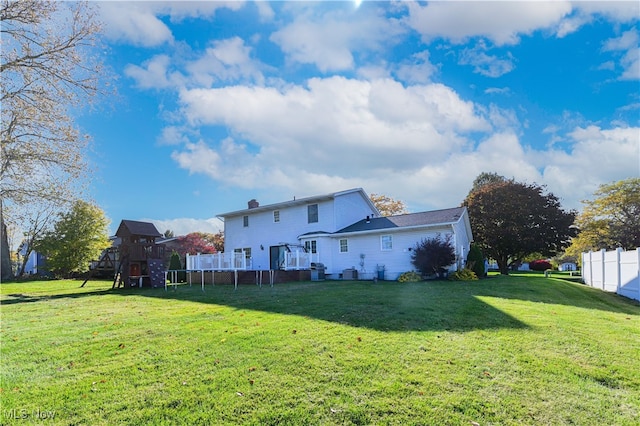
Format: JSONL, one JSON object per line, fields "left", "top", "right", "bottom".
{"left": 17, "top": 241, "right": 47, "bottom": 275}
{"left": 217, "top": 188, "right": 473, "bottom": 280}
{"left": 558, "top": 262, "right": 577, "bottom": 271}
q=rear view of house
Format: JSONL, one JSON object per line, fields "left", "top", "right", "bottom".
{"left": 217, "top": 188, "right": 473, "bottom": 280}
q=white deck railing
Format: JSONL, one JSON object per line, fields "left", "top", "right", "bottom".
{"left": 186, "top": 252, "right": 248, "bottom": 271}
{"left": 283, "top": 251, "right": 319, "bottom": 270}
{"left": 185, "top": 250, "right": 319, "bottom": 271}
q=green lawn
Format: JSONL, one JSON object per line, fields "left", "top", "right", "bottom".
{"left": 1, "top": 275, "right": 639, "bottom": 425}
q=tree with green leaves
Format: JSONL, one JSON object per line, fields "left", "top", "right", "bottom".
{"left": 35, "top": 200, "right": 110, "bottom": 278}
{"left": 464, "top": 175, "right": 575, "bottom": 275}
{"left": 466, "top": 243, "right": 485, "bottom": 278}
{"left": 566, "top": 177, "right": 640, "bottom": 258}
{"left": 369, "top": 193, "right": 409, "bottom": 217}
{"left": 411, "top": 234, "right": 456, "bottom": 277}
{"left": 470, "top": 172, "right": 508, "bottom": 193}
{"left": 167, "top": 250, "right": 186, "bottom": 282}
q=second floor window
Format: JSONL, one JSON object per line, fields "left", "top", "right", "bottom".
{"left": 243, "top": 215, "right": 249, "bottom": 227}
{"left": 308, "top": 204, "right": 318, "bottom": 223}
{"left": 339, "top": 239, "right": 348, "bottom": 253}
{"left": 274, "top": 210, "right": 280, "bottom": 223}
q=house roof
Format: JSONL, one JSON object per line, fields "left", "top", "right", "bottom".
{"left": 116, "top": 220, "right": 162, "bottom": 238}
{"left": 333, "top": 207, "right": 468, "bottom": 235}
{"left": 217, "top": 188, "right": 379, "bottom": 218}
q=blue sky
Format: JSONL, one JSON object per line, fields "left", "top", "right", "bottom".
{"left": 82, "top": 1, "right": 639, "bottom": 236}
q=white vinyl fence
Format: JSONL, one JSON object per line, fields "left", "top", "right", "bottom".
{"left": 582, "top": 248, "right": 640, "bottom": 301}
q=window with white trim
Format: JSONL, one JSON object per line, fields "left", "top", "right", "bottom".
{"left": 273, "top": 210, "right": 280, "bottom": 223}
{"left": 234, "top": 247, "right": 251, "bottom": 259}
{"left": 381, "top": 235, "right": 392, "bottom": 251}
{"left": 305, "top": 240, "right": 317, "bottom": 254}
{"left": 243, "top": 215, "right": 249, "bottom": 227}
{"left": 339, "top": 239, "right": 348, "bottom": 253}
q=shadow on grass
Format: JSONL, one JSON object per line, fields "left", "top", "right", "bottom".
{"left": 3, "top": 276, "right": 637, "bottom": 332}
{"left": 478, "top": 273, "right": 640, "bottom": 312}
{"left": 0, "top": 289, "right": 117, "bottom": 305}
{"left": 124, "top": 280, "right": 530, "bottom": 332}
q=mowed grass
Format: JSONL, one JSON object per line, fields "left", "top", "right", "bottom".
{"left": 1, "top": 275, "right": 639, "bottom": 425}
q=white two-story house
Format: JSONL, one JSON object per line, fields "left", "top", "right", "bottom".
{"left": 217, "top": 188, "right": 473, "bottom": 280}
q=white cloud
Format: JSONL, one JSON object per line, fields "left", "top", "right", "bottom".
{"left": 125, "top": 37, "right": 266, "bottom": 90}
{"left": 394, "top": 50, "right": 438, "bottom": 84}
{"left": 170, "top": 73, "right": 638, "bottom": 213}
{"left": 186, "top": 37, "right": 265, "bottom": 86}
{"left": 540, "top": 125, "right": 640, "bottom": 209}
{"left": 270, "top": 7, "right": 403, "bottom": 72}
{"left": 109, "top": 1, "right": 638, "bottom": 216}
{"left": 145, "top": 217, "right": 224, "bottom": 237}
{"left": 98, "top": 2, "right": 247, "bottom": 47}
{"left": 167, "top": 76, "right": 501, "bottom": 210}
{"left": 157, "top": 126, "right": 191, "bottom": 146}
{"left": 124, "top": 55, "right": 176, "bottom": 89}
{"left": 484, "top": 87, "right": 511, "bottom": 95}
{"left": 573, "top": 2, "right": 640, "bottom": 23}
{"left": 99, "top": 3, "right": 174, "bottom": 47}
{"left": 405, "top": 1, "right": 572, "bottom": 45}
{"left": 177, "top": 77, "right": 491, "bottom": 175}
{"left": 458, "top": 42, "right": 515, "bottom": 77}
{"left": 603, "top": 28, "right": 639, "bottom": 51}
{"left": 255, "top": 0, "right": 275, "bottom": 21}
{"left": 160, "top": 1, "right": 245, "bottom": 22}
{"left": 602, "top": 28, "right": 640, "bottom": 80}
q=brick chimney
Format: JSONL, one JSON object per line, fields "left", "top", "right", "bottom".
{"left": 248, "top": 199, "right": 259, "bottom": 209}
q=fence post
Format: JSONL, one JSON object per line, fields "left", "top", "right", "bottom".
{"left": 600, "top": 249, "right": 606, "bottom": 290}
{"left": 586, "top": 251, "right": 593, "bottom": 288}
{"left": 615, "top": 247, "right": 622, "bottom": 293}
{"left": 637, "top": 248, "right": 640, "bottom": 301}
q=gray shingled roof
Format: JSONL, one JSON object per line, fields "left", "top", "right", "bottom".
{"left": 334, "top": 207, "right": 465, "bottom": 234}
{"left": 116, "top": 220, "right": 162, "bottom": 238}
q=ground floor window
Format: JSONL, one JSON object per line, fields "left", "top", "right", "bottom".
{"left": 234, "top": 247, "right": 251, "bottom": 258}
{"left": 305, "top": 240, "right": 317, "bottom": 253}
{"left": 234, "top": 248, "right": 252, "bottom": 267}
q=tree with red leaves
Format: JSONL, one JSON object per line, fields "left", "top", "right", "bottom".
{"left": 174, "top": 232, "right": 223, "bottom": 255}
{"left": 464, "top": 175, "right": 575, "bottom": 275}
